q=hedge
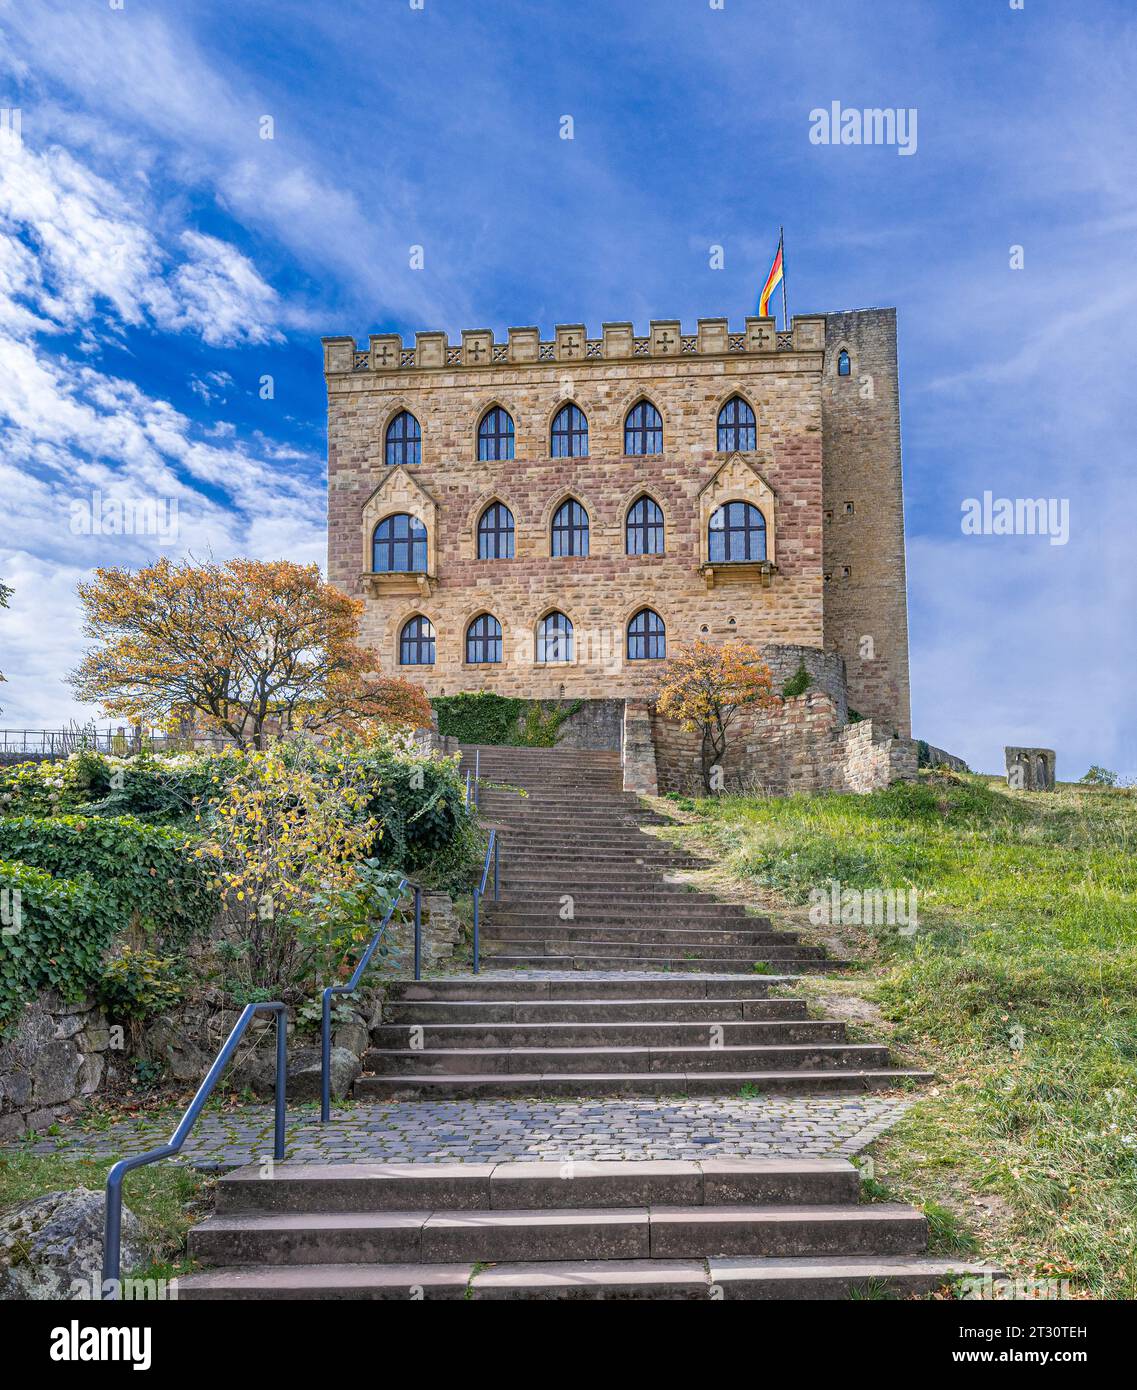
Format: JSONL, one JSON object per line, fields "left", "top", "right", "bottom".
{"left": 433, "top": 692, "right": 581, "bottom": 747}
{"left": 0, "top": 815, "right": 216, "bottom": 946}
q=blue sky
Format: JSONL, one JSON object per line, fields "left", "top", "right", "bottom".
{"left": 0, "top": 0, "right": 1133, "bottom": 777}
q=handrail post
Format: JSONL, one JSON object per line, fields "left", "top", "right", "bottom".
{"left": 494, "top": 835, "right": 500, "bottom": 901}
{"left": 274, "top": 1008, "right": 287, "bottom": 1160}
{"left": 413, "top": 885, "right": 422, "bottom": 981}
{"left": 320, "top": 986, "right": 333, "bottom": 1124}
{"left": 473, "top": 888, "right": 480, "bottom": 974}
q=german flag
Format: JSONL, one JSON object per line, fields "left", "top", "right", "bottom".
{"left": 758, "top": 232, "right": 785, "bottom": 322}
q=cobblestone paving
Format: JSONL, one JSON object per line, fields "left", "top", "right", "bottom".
{"left": 11, "top": 1096, "right": 912, "bottom": 1169}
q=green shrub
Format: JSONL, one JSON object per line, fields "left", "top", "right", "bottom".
{"left": 0, "top": 814, "right": 216, "bottom": 946}
{"left": 781, "top": 661, "right": 812, "bottom": 699}
{"left": 0, "top": 859, "right": 119, "bottom": 1027}
{"left": 96, "top": 947, "right": 185, "bottom": 1021}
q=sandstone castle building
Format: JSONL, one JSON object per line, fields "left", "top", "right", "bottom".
{"left": 323, "top": 309, "right": 912, "bottom": 788}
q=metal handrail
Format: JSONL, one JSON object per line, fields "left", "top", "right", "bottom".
{"left": 102, "top": 1001, "right": 288, "bottom": 1299}
{"left": 471, "top": 828, "right": 500, "bottom": 975}
{"left": 320, "top": 877, "right": 421, "bottom": 1122}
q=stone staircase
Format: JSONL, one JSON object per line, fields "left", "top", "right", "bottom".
{"left": 355, "top": 744, "right": 929, "bottom": 1099}
{"left": 176, "top": 743, "right": 991, "bottom": 1300}
{"left": 179, "top": 1157, "right": 992, "bottom": 1300}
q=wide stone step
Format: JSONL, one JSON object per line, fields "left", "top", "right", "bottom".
{"left": 354, "top": 1069, "right": 931, "bottom": 1099}
{"left": 369, "top": 1020, "right": 846, "bottom": 1049}
{"left": 177, "top": 1253, "right": 999, "bottom": 1301}
{"left": 362, "top": 1042, "right": 889, "bottom": 1076}
{"left": 483, "top": 954, "right": 842, "bottom": 973}
{"left": 480, "top": 927, "right": 796, "bottom": 947}
{"left": 384, "top": 998, "right": 811, "bottom": 1024}
{"left": 214, "top": 1159, "right": 862, "bottom": 1214}
{"left": 486, "top": 907, "right": 773, "bottom": 925}
{"left": 187, "top": 1202, "right": 926, "bottom": 1266}
{"left": 391, "top": 977, "right": 801, "bottom": 1001}
{"left": 483, "top": 941, "right": 820, "bottom": 961}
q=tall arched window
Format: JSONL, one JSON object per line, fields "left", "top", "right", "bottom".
{"left": 465, "top": 613, "right": 503, "bottom": 664}
{"left": 716, "top": 396, "right": 756, "bottom": 452}
{"left": 550, "top": 403, "right": 588, "bottom": 457}
{"left": 399, "top": 616, "right": 435, "bottom": 665}
{"left": 708, "top": 501, "right": 766, "bottom": 563}
{"left": 537, "top": 611, "right": 573, "bottom": 663}
{"left": 837, "top": 349, "right": 851, "bottom": 377}
{"left": 477, "top": 407, "right": 515, "bottom": 461}
{"left": 627, "top": 608, "right": 666, "bottom": 661}
{"left": 624, "top": 400, "right": 662, "bottom": 456}
{"left": 373, "top": 513, "right": 428, "bottom": 572}
{"left": 626, "top": 495, "right": 664, "bottom": 555}
{"left": 551, "top": 499, "right": 589, "bottom": 557}
{"left": 385, "top": 410, "right": 421, "bottom": 466}
{"left": 477, "top": 502, "right": 515, "bottom": 559}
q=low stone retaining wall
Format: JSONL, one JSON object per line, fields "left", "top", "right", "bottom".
{"left": 0, "top": 892, "right": 464, "bottom": 1139}
{"left": 651, "top": 691, "right": 917, "bottom": 797}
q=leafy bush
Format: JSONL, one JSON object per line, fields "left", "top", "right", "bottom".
{"left": 1080, "top": 765, "right": 1118, "bottom": 787}
{"left": 96, "top": 947, "right": 185, "bottom": 1021}
{"left": 0, "top": 814, "right": 216, "bottom": 947}
{"left": 0, "top": 859, "right": 119, "bottom": 1027}
{"left": 781, "top": 661, "right": 812, "bottom": 698}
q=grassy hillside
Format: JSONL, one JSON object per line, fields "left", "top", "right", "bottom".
{"left": 655, "top": 774, "right": 1137, "bottom": 1298}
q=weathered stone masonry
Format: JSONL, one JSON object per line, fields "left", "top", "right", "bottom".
{"left": 323, "top": 309, "right": 912, "bottom": 743}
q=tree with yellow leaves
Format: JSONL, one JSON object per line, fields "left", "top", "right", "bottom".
{"left": 70, "top": 558, "right": 431, "bottom": 748}
{"left": 654, "top": 639, "right": 777, "bottom": 793}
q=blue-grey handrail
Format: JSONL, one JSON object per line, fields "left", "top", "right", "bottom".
{"left": 320, "top": 876, "right": 421, "bottom": 1122}
{"left": 102, "top": 1000, "right": 287, "bottom": 1299}
{"left": 471, "top": 827, "right": 499, "bottom": 975}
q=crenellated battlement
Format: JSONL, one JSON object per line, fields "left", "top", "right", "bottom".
{"left": 322, "top": 315, "right": 826, "bottom": 375}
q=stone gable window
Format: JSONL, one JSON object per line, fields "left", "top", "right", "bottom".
{"left": 708, "top": 501, "right": 766, "bottom": 563}
{"left": 399, "top": 615, "right": 435, "bottom": 665}
{"left": 550, "top": 403, "right": 588, "bottom": 458}
{"left": 477, "top": 502, "right": 515, "bottom": 559}
{"left": 466, "top": 613, "right": 503, "bottom": 664}
{"left": 837, "top": 349, "right": 852, "bottom": 376}
{"left": 537, "top": 611, "right": 573, "bottom": 663}
{"left": 716, "top": 396, "right": 756, "bottom": 452}
{"left": 385, "top": 410, "right": 422, "bottom": 466}
{"left": 551, "top": 499, "right": 589, "bottom": 557}
{"left": 373, "top": 513, "right": 428, "bottom": 572}
{"left": 624, "top": 400, "right": 663, "bottom": 456}
{"left": 626, "top": 495, "right": 664, "bottom": 555}
{"left": 627, "top": 607, "right": 666, "bottom": 661}
{"left": 477, "top": 407, "right": 515, "bottom": 461}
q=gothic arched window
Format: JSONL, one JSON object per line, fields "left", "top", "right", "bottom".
{"left": 624, "top": 400, "right": 663, "bottom": 456}
{"left": 837, "top": 349, "right": 851, "bottom": 377}
{"left": 477, "top": 502, "right": 515, "bottom": 559}
{"left": 399, "top": 616, "right": 435, "bottom": 665}
{"left": 708, "top": 501, "right": 766, "bottom": 563}
{"left": 373, "top": 513, "right": 428, "bottom": 572}
{"left": 551, "top": 499, "right": 589, "bottom": 557}
{"left": 537, "top": 611, "right": 573, "bottom": 663}
{"left": 477, "top": 407, "right": 515, "bottom": 461}
{"left": 627, "top": 608, "right": 666, "bottom": 661}
{"left": 465, "top": 613, "right": 503, "bottom": 664}
{"left": 385, "top": 410, "right": 421, "bottom": 466}
{"left": 626, "top": 495, "right": 664, "bottom": 555}
{"left": 550, "top": 403, "right": 588, "bottom": 458}
{"left": 716, "top": 396, "right": 756, "bottom": 452}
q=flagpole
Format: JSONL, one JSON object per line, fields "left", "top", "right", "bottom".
{"left": 779, "top": 226, "right": 789, "bottom": 331}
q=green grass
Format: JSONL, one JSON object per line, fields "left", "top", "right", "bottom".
{"left": 0, "top": 1147, "right": 209, "bottom": 1283}
{"left": 665, "top": 772, "right": 1137, "bottom": 1299}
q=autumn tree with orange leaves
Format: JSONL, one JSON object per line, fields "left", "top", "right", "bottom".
{"left": 70, "top": 558, "right": 431, "bottom": 748}
{"left": 654, "top": 639, "right": 778, "bottom": 792}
